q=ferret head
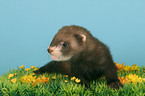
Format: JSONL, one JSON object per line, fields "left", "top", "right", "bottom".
{"left": 47, "top": 25, "right": 89, "bottom": 61}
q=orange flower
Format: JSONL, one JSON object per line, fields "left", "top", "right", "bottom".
{"left": 32, "top": 82, "right": 36, "bottom": 86}
{"left": 41, "top": 75, "right": 49, "bottom": 83}
{"left": 36, "top": 77, "right": 43, "bottom": 83}
{"left": 31, "top": 73, "right": 35, "bottom": 75}
{"left": 25, "top": 68, "right": 31, "bottom": 71}
{"left": 64, "top": 75, "right": 69, "bottom": 77}
{"left": 118, "top": 74, "right": 143, "bottom": 84}
{"left": 118, "top": 77, "right": 124, "bottom": 84}
{"left": 115, "top": 63, "right": 139, "bottom": 72}
{"left": 115, "top": 63, "right": 124, "bottom": 71}
{"left": 11, "top": 78, "right": 16, "bottom": 83}
{"left": 118, "top": 77, "right": 129, "bottom": 84}
{"left": 19, "top": 65, "right": 24, "bottom": 69}
{"left": 35, "top": 76, "right": 49, "bottom": 84}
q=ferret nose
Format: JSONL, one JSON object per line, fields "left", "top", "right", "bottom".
{"left": 47, "top": 48, "right": 53, "bottom": 53}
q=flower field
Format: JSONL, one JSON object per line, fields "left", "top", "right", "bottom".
{"left": 0, "top": 63, "right": 144, "bottom": 96}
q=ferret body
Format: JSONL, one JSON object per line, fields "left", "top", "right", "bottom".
{"left": 34, "top": 25, "right": 123, "bottom": 89}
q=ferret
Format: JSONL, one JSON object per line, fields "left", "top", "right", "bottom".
{"left": 34, "top": 25, "right": 123, "bottom": 89}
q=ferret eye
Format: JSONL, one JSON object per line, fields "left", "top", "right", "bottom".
{"left": 62, "top": 43, "right": 68, "bottom": 47}
{"left": 60, "top": 42, "right": 68, "bottom": 48}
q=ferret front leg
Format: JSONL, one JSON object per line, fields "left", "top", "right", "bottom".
{"left": 104, "top": 69, "right": 123, "bottom": 90}
{"left": 70, "top": 71, "right": 90, "bottom": 88}
{"left": 34, "top": 61, "right": 70, "bottom": 75}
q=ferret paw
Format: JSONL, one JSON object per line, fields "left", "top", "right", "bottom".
{"left": 108, "top": 80, "right": 123, "bottom": 90}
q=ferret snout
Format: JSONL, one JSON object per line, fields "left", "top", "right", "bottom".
{"left": 47, "top": 48, "right": 53, "bottom": 53}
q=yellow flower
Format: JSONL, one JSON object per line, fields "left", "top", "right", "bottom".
{"left": 14, "top": 73, "right": 17, "bottom": 75}
{"left": 52, "top": 76, "right": 56, "bottom": 79}
{"left": 64, "top": 80, "right": 68, "bottom": 83}
{"left": 19, "top": 74, "right": 50, "bottom": 84}
{"left": 64, "top": 75, "right": 69, "bottom": 77}
{"left": 11, "top": 78, "right": 16, "bottom": 83}
{"left": 71, "top": 76, "right": 76, "bottom": 80}
{"left": 75, "top": 78, "right": 81, "bottom": 83}
{"left": 31, "top": 73, "right": 35, "bottom": 76}
{"left": 115, "top": 63, "right": 139, "bottom": 72}
{"left": 127, "top": 74, "right": 137, "bottom": 83}
{"left": 118, "top": 74, "right": 144, "bottom": 84}
{"left": 31, "top": 66, "right": 36, "bottom": 69}
{"left": 130, "top": 64, "right": 139, "bottom": 71}
{"left": 27, "top": 75, "right": 36, "bottom": 83}
{"left": 8, "top": 74, "right": 14, "bottom": 79}
{"left": 123, "top": 65, "right": 131, "bottom": 71}
{"left": 122, "top": 64, "right": 139, "bottom": 71}
{"left": 20, "top": 75, "right": 27, "bottom": 83}
{"left": 19, "top": 65, "right": 24, "bottom": 69}
{"left": 126, "top": 74, "right": 143, "bottom": 84}
{"left": 25, "top": 68, "right": 31, "bottom": 71}
{"left": 26, "top": 78, "right": 32, "bottom": 83}
{"left": 137, "top": 77, "right": 143, "bottom": 83}
{"left": 19, "top": 74, "right": 36, "bottom": 84}
{"left": 34, "top": 68, "right": 38, "bottom": 71}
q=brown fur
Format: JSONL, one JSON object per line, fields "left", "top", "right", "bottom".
{"left": 34, "top": 25, "right": 123, "bottom": 89}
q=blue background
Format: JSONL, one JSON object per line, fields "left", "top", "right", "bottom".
{"left": 0, "top": 0, "right": 145, "bottom": 75}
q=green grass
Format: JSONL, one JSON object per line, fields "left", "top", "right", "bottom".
{"left": 0, "top": 66, "right": 145, "bottom": 96}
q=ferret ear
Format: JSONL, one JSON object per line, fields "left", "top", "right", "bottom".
{"left": 74, "top": 34, "right": 86, "bottom": 45}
